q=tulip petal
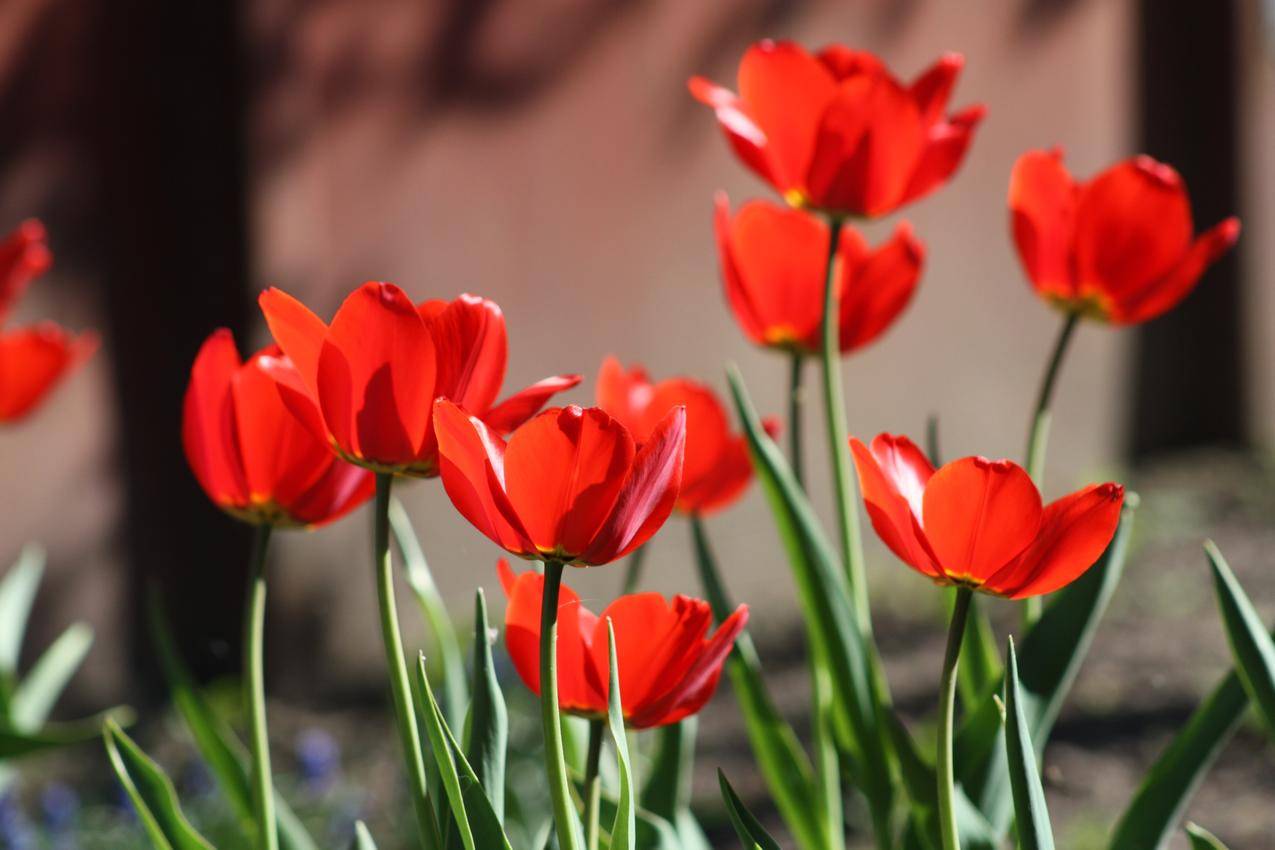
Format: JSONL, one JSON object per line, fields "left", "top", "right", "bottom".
{"left": 922, "top": 456, "right": 1042, "bottom": 584}
{"left": 286, "top": 460, "right": 374, "bottom": 527}
{"left": 1112, "top": 217, "right": 1240, "bottom": 325}
{"left": 180, "top": 329, "right": 247, "bottom": 505}
{"left": 816, "top": 46, "right": 887, "bottom": 81}
{"left": 992, "top": 483, "right": 1125, "bottom": 598}
{"left": 424, "top": 294, "right": 508, "bottom": 414}
{"left": 628, "top": 605, "right": 748, "bottom": 729}
{"left": 594, "top": 357, "right": 652, "bottom": 438}
{"left": 898, "top": 103, "right": 985, "bottom": 208}
{"left": 257, "top": 354, "right": 330, "bottom": 447}
{"left": 258, "top": 287, "right": 329, "bottom": 397}
{"left": 909, "top": 53, "right": 965, "bottom": 126}
{"left": 482, "top": 374, "right": 583, "bottom": 434}
{"left": 581, "top": 406, "right": 686, "bottom": 564}
{"left": 689, "top": 78, "right": 782, "bottom": 191}
{"left": 838, "top": 221, "right": 924, "bottom": 352}
{"left": 677, "top": 435, "right": 753, "bottom": 516}
{"left": 590, "top": 594, "right": 714, "bottom": 713}
{"left": 850, "top": 436, "right": 940, "bottom": 578}
{"left": 0, "top": 220, "right": 51, "bottom": 325}
{"left": 1009, "top": 148, "right": 1079, "bottom": 301}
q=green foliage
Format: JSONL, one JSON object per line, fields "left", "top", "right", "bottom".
{"left": 102, "top": 719, "right": 214, "bottom": 850}
{"left": 1003, "top": 639, "right": 1054, "bottom": 850}
{"left": 718, "top": 770, "right": 782, "bottom": 850}
{"left": 604, "top": 620, "right": 636, "bottom": 850}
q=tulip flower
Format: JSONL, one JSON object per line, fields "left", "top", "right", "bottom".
{"left": 497, "top": 559, "right": 747, "bottom": 729}
{"left": 0, "top": 220, "right": 51, "bottom": 324}
{"left": 433, "top": 400, "right": 686, "bottom": 567}
{"left": 714, "top": 194, "right": 924, "bottom": 356}
{"left": 258, "top": 282, "right": 580, "bottom": 476}
{"left": 182, "top": 329, "right": 374, "bottom": 528}
{"left": 690, "top": 41, "right": 985, "bottom": 218}
{"left": 850, "top": 433, "right": 1124, "bottom": 599}
{"left": 1010, "top": 149, "right": 1240, "bottom": 325}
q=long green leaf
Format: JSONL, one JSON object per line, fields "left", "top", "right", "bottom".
{"left": 641, "top": 718, "right": 693, "bottom": 821}
{"left": 719, "top": 769, "right": 782, "bottom": 850}
{"left": 1185, "top": 823, "right": 1229, "bottom": 850}
{"left": 605, "top": 620, "right": 636, "bottom": 850}
{"left": 103, "top": 719, "right": 214, "bottom": 850}
{"left": 10, "top": 622, "right": 93, "bottom": 730}
{"left": 465, "top": 588, "right": 507, "bottom": 818}
{"left": 350, "top": 821, "right": 379, "bottom": 850}
{"left": 726, "top": 365, "right": 892, "bottom": 823}
{"left": 957, "top": 498, "right": 1137, "bottom": 833}
{"left": 0, "top": 545, "right": 45, "bottom": 679}
{"left": 957, "top": 595, "right": 1002, "bottom": 713}
{"left": 1004, "top": 639, "right": 1055, "bottom": 850}
{"left": 1, "top": 714, "right": 114, "bottom": 758}
{"left": 1207, "top": 540, "right": 1275, "bottom": 735}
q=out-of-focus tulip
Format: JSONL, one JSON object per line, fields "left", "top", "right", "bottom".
{"left": 0, "top": 220, "right": 51, "bottom": 325}
{"left": 433, "top": 400, "right": 686, "bottom": 566}
{"left": 714, "top": 194, "right": 924, "bottom": 355}
{"left": 1009, "top": 149, "right": 1240, "bottom": 325}
{"left": 258, "top": 283, "right": 579, "bottom": 476}
{"left": 498, "top": 559, "right": 746, "bottom": 728}
{"left": 183, "top": 329, "right": 374, "bottom": 527}
{"left": 690, "top": 41, "right": 985, "bottom": 218}
{"left": 596, "top": 356, "right": 777, "bottom": 516}
{"left": 850, "top": 433, "right": 1123, "bottom": 599}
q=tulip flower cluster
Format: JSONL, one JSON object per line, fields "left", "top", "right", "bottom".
{"left": 2, "top": 28, "right": 1263, "bottom": 850}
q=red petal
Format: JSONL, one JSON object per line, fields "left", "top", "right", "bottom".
{"left": 850, "top": 436, "right": 940, "bottom": 578}
{"left": 582, "top": 406, "right": 686, "bottom": 565}
{"left": 258, "top": 287, "right": 328, "bottom": 398}
{"left": 1009, "top": 148, "right": 1079, "bottom": 302}
{"left": 921, "top": 456, "right": 1042, "bottom": 585}
{"left": 181, "top": 329, "right": 247, "bottom": 507}
{"left": 483, "top": 374, "right": 583, "bottom": 434}
{"left": 838, "top": 221, "right": 924, "bottom": 353}
{"left": 434, "top": 400, "right": 535, "bottom": 556}
{"left": 897, "top": 103, "right": 986, "bottom": 208}
{"left": 677, "top": 434, "right": 753, "bottom": 516}
{"left": 257, "top": 354, "right": 330, "bottom": 447}
{"left": 286, "top": 459, "right": 374, "bottom": 527}
{"left": 594, "top": 356, "right": 653, "bottom": 438}
{"left": 909, "top": 53, "right": 965, "bottom": 125}
{"left": 645, "top": 379, "right": 733, "bottom": 503}
{"left": 1110, "top": 216, "right": 1240, "bottom": 325}
{"left": 689, "top": 78, "right": 781, "bottom": 192}
{"left": 503, "top": 406, "right": 635, "bottom": 559}
{"left": 0, "top": 220, "right": 51, "bottom": 325}
{"left": 424, "top": 294, "right": 508, "bottom": 414}
{"left": 991, "top": 483, "right": 1124, "bottom": 599}
{"left": 816, "top": 46, "right": 887, "bottom": 81}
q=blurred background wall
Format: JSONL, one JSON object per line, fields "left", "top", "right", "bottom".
{"left": 0, "top": 0, "right": 1268, "bottom": 707}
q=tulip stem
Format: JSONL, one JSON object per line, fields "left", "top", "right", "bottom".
{"left": 619, "top": 545, "right": 647, "bottom": 596}
{"left": 374, "top": 473, "right": 443, "bottom": 850}
{"left": 1022, "top": 311, "right": 1080, "bottom": 628}
{"left": 938, "top": 586, "right": 973, "bottom": 850}
{"left": 789, "top": 353, "right": 806, "bottom": 488}
{"left": 541, "top": 559, "right": 583, "bottom": 850}
{"left": 819, "top": 215, "right": 871, "bottom": 634}
{"left": 583, "top": 718, "right": 605, "bottom": 850}
{"left": 243, "top": 524, "right": 277, "bottom": 850}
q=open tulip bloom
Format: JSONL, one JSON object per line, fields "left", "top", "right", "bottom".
{"left": 691, "top": 41, "right": 985, "bottom": 218}
{"left": 258, "top": 281, "right": 580, "bottom": 476}
{"left": 714, "top": 193, "right": 924, "bottom": 356}
{"left": 1010, "top": 149, "right": 1240, "bottom": 325}
{"left": 851, "top": 433, "right": 1124, "bottom": 598}
{"left": 498, "top": 559, "right": 747, "bottom": 729}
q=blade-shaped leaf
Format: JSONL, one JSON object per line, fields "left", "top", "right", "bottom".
{"left": 350, "top": 821, "right": 379, "bottom": 850}
{"left": 605, "top": 620, "right": 636, "bottom": 850}
{"left": 1185, "top": 823, "right": 1229, "bottom": 850}
{"left": 1, "top": 714, "right": 119, "bottom": 758}
{"left": 957, "top": 595, "right": 1002, "bottom": 713}
{"left": 103, "top": 718, "right": 214, "bottom": 850}
{"left": 1004, "top": 639, "right": 1054, "bottom": 850}
{"left": 719, "top": 769, "right": 782, "bottom": 850}
{"left": 465, "top": 588, "right": 507, "bottom": 819}
{"left": 1206, "top": 540, "right": 1275, "bottom": 735}
{"left": 10, "top": 622, "right": 92, "bottom": 730}
{"left": 0, "top": 545, "right": 45, "bottom": 678}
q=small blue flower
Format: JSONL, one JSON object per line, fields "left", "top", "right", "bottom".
{"left": 295, "top": 728, "right": 341, "bottom": 793}
{"left": 0, "top": 790, "right": 36, "bottom": 850}
{"left": 39, "top": 782, "right": 79, "bottom": 832}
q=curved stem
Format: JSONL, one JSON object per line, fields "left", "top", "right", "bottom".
{"left": 243, "top": 525, "right": 276, "bottom": 850}
{"left": 583, "top": 718, "right": 605, "bottom": 850}
{"left": 789, "top": 353, "right": 806, "bottom": 488}
{"left": 541, "top": 560, "right": 582, "bottom": 850}
{"left": 374, "top": 474, "right": 442, "bottom": 850}
{"left": 619, "top": 545, "right": 647, "bottom": 596}
{"left": 819, "top": 215, "right": 871, "bottom": 633}
{"left": 937, "top": 587, "right": 973, "bottom": 850}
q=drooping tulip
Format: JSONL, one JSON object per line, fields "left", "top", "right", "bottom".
{"left": 258, "top": 282, "right": 580, "bottom": 476}
{"left": 1009, "top": 149, "right": 1240, "bottom": 325}
{"left": 714, "top": 194, "right": 924, "bottom": 355}
{"left": 183, "top": 329, "right": 374, "bottom": 527}
{"left": 850, "top": 433, "right": 1123, "bottom": 599}
{"left": 433, "top": 400, "right": 686, "bottom": 566}
{"left": 690, "top": 41, "right": 985, "bottom": 217}
{"left": 498, "top": 559, "right": 747, "bottom": 728}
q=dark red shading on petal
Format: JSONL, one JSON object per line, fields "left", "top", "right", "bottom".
{"left": 0, "top": 220, "right": 52, "bottom": 325}
{"left": 1009, "top": 149, "right": 1079, "bottom": 301}
{"left": 899, "top": 103, "right": 986, "bottom": 208}
{"left": 424, "top": 294, "right": 508, "bottom": 415}
{"left": 1110, "top": 217, "right": 1241, "bottom": 324}
{"left": 909, "top": 53, "right": 964, "bottom": 125}
{"left": 181, "top": 329, "right": 248, "bottom": 505}
{"left": 850, "top": 436, "right": 940, "bottom": 578}
{"left": 838, "top": 221, "right": 925, "bottom": 352}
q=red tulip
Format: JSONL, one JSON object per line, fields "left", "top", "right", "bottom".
{"left": 1009, "top": 150, "right": 1240, "bottom": 325}
{"left": 433, "top": 400, "right": 686, "bottom": 566}
{"left": 183, "top": 330, "right": 374, "bottom": 527}
{"left": 498, "top": 559, "right": 747, "bottom": 728}
{"left": 0, "top": 220, "right": 52, "bottom": 325}
{"left": 690, "top": 41, "right": 985, "bottom": 217}
{"left": 258, "top": 283, "right": 580, "bottom": 476}
{"left": 714, "top": 194, "right": 924, "bottom": 355}
{"left": 850, "top": 433, "right": 1123, "bottom": 598}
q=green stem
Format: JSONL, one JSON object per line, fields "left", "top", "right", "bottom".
{"left": 541, "top": 560, "right": 583, "bottom": 850}
{"left": 620, "top": 545, "right": 647, "bottom": 596}
{"left": 1022, "top": 312, "right": 1080, "bottom": 628}
{"left": 938, "top": 587, "right": 973, "bottom": 850}
{"left": 819, "top": 215, "right": 871, "bottom": 634}
{"left": 243, "top": 525, "right": 276, "bottom": 850}
{"left": 374, "top": 474, "right": 442, "bottom": 850}
{"left": 789, "top": 353, "right": 806, "bottom": 488}
{"left": 583, "top": 718, "right": 605, "bottom": 850}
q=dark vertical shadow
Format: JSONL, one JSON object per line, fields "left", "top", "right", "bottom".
{"left": 89, "top": 0, "right": 253, "bottom": 693}
{"left": 1131, "top": 0, "right": 1245, "bottom": 458}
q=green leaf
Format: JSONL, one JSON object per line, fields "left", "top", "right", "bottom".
{"left": 718, "top": 769, "right": 782, "bottom": 850}
{"left": 957, "top": 498, "right": 1137, "bottom": 834}
{"left": 1185, "top": 823, "right": 1229, "bottom": 850}
{"left": 0, "top": 545, "right": 45, "bottom": 678}
{"left": 392, "top": 497, "right": 468, "bottom": 727}
{"left": 465, "top": 588, "right": 507, "bottom": 819}
{"left": 726, "top": 366, "right": 892, "bottom": 823}
{"left": 10, "top": 622, "right": 92, "bottom": 730}
{"left": 1004, "top": 639, "right": 1055, "bottom": 850}
{"left": 1207, "top": 540, "right": 1275, "bottom": 736}
{"left": 957, "top": 595, "right": 1002, "bottom": 713}
{"left": 605, "top": 620, "right": 636, "bottom": 850}
{"left": 641, "top": 718, "right": 694, "bottom": 821}
{"left": 350, "top": 821, "right": 379, "bottom": 850}
{"left": 416, "top": 654, "right": 512, "bottom": 850}
{"left": 149, "top": 591, "right": 318, "bottom": 850}
{"left": 102, "top": 718, "right": 214, "bottom": 850}
{"left": 1, "top": 714, "right": 117, "bottom": 758}
{"left": 690, "top": 514, "right": 828, "bottom": 850}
